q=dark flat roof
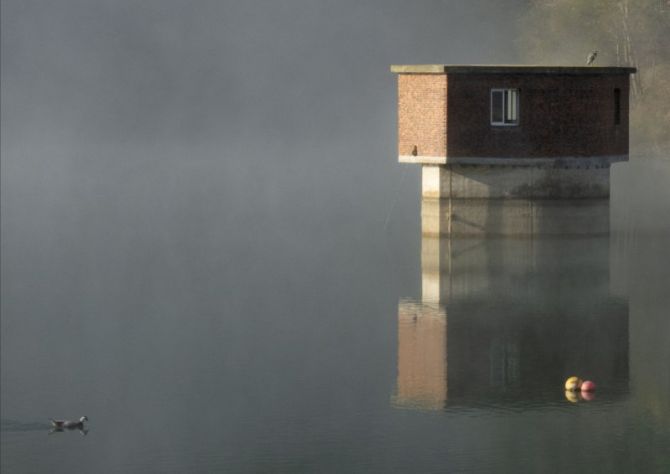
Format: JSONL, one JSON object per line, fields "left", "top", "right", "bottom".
{"left": 390, "top": 65, "right": 636, "bottom": 75}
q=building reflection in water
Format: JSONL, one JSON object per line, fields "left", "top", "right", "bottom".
{"left": 393, "top": 231, "right": 629, "bottom": 410}
{"left": 395, "top": 300, "right": 448, "bottom": 410}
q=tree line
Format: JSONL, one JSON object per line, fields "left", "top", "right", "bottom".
{"left": 517, "top": 0, "right": 670, "bottom": 152}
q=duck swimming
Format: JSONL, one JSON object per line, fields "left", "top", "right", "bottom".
{"left": 50, "top": 416, "right": 88, "bottom": 430}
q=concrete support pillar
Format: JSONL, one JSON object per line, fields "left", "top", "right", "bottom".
{"left": 420, "top": 163, "right": 613, "bottom": 236}
{"left": 421, "top": 164, "right": 611, "bottom": 200}
{"left": 421, "top": 165, "right": 447, "bottom": 199}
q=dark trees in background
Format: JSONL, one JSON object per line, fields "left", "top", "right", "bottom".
{"left": 517, "top": 0, "right": 670, "bottom": 152}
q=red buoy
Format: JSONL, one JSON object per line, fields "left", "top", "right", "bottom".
{"left": 581, "top": 380, "right": 596, "bottom": 392}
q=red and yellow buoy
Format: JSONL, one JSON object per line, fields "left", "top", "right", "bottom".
{"left": 564, "top": 377, "right": 597, "bottom": 402}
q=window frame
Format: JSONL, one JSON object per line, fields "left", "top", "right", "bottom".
{"left": 490, "top": 88, "right": 520, "bottom": 126}
{"left": 614, "top": 88, "right": 621, "bottom": 125}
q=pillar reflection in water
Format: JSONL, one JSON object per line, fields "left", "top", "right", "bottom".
{"left": 393, "top": 234, "right": 629, "bottom": 410}
{"left": 421, "top": 196, "right": 611, "bottom": 237}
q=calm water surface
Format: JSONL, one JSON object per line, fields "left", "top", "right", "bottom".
{"left": 1, "top": 151, "right": 669, "bottom": 473}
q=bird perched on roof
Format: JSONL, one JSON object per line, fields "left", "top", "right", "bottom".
{"left": 586, "top": 50, "right": 598, "bottom": 66}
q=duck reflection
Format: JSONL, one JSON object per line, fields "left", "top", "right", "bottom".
{"left": 48, "top": 427, "right": 89, "bottom": 436}
{"left": 393, "top": 236, "right": 629, "bottom": 410}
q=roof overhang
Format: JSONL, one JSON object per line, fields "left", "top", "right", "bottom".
{"left": 390, "top": 65, "right": 637, "bottom": 75}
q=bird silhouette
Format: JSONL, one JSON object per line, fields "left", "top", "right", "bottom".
{"left": 586, "top": 50, "right": 598, "bottom": 66}
{"left": 49, "top": 416, "right": 89, "bottom": 435}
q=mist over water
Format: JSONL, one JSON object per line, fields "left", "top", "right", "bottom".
{"left": 2, "top": 1, "right": 669, "bottom": 473}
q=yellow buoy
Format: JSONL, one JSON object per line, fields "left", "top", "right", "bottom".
{"left": 565, "top": 376, "right": 583, "bottom": 391}
{"left": 564, "top": 390, "right": 580, "bottom": 403}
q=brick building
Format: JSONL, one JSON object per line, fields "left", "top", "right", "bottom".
{"left": 391, "top": 65, "right": 637, "bottom": 235}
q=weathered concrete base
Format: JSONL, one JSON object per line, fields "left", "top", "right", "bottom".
{"left": 422, "top": 164, "right": 611, "bottom": 199}
{"left": 422, "top": 197, "right": 610, "bottom": 236}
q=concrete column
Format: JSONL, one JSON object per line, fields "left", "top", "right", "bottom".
{"left": 421, "top": 164, "right": 611, "bottom": 200}
{"left": 421, "top": 165, "right": 447, "bottom": 199}
{"left": 420, "top": 163, "right": 612, "bottom": 236}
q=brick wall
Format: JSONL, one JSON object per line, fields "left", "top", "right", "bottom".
{"left": 397, "top": 72, "right": 630, "bottom": 159}
{"left": 397, "top": 74, "right": 447, "bottom": 158}
{"left": 447, "top": 74, "right": 630, "bottom": 158}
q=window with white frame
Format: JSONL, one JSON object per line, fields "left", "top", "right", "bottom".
{"left": 491, "top": 88, "right": 519, "bottom": 125}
